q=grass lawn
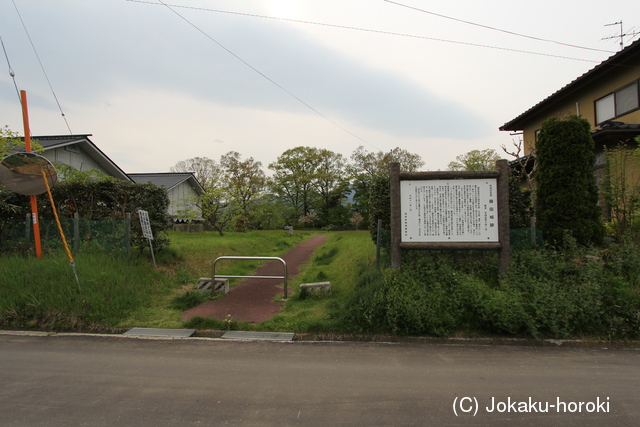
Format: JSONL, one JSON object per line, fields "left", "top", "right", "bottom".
{"left": 0, "top": 229, "right": 376, "bottom": 332}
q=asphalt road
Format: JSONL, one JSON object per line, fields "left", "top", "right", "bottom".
{"left": 0, "top": 332, "right": 638, "bottom": 426}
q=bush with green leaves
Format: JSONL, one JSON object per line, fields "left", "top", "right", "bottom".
{"left": 535, "top": 115, "right": 605, "bottom": 246}
{"left": 601, "top": 139, "right": 640, "bottom": 242}
{"left": 341, "top": 238, "right": 640, "bottom": 339}
{"left": 509, "top": 175, "right": 532, "bottom": 229}
{"left": 1, "top": 176, "right": 172, "bottom": 252}
{"left": 367, "top": 173, "right": 390, "bottom": 243}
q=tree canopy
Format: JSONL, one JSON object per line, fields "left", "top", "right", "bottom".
{"left": 447, "top": 149, "right": 502, "bottom": 171}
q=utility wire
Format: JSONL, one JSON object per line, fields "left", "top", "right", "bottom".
{"left": 11, "top": 0, "right": 72, "bottom": 134}
{"left": 383, "top": 0, "right": 616, "bottom": 54}
{"left": 154, "top": 0, "right": 382, "bottom": 151}
{"left": 127, "top": 0, "right": 603, "bottom": 64}
{"left": 0, "top": 32, "right": 21, "bottom": 103}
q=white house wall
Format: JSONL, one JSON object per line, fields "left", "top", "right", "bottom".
{"left": 43, "top": 145, "right": 109, "bottom": 175}
{"left": 167, "top": 183, "right": 200, "bottom": 217}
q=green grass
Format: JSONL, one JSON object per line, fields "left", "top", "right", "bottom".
{"left": 3, "top": 228, "right": 638, "bottom": 340}
{"left": 258, "top": 232, "right": 376, "bottom": 333}
{"left": 0, "top": 229, "right": 350, "bottom": 331}
{"left": 0, "top": 252, "right": 175, "bottom": 330}
{"left": 165, "top": 229, "right": 318, "bottom": 280}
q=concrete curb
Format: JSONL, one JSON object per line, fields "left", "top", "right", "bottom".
{"left": 2, "top": 328, "right": 639, "bottom": 348}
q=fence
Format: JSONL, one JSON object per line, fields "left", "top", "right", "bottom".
{"left": 0, "top": 213, "right": 131, "bottom": 256}
{"left": 375, "top": 227, "right": 543, "bottom": 267}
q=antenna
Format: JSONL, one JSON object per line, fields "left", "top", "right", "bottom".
{"left": 603, "top": 21, "right": 640, "bottom": 50}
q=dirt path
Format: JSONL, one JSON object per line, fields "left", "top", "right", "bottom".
{"left": 181, "top": 234, "right": 329, "bottom": 324}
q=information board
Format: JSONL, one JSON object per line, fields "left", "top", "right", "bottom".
{"left": 401, "top": 179, "right": 499, "bottom": 242}
{"left": 138, "top": 210, "right": 153, "bottom": 240}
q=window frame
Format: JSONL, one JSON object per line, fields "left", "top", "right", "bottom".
{"left": 594, "top": 80, "right": 640, "bottom": 125}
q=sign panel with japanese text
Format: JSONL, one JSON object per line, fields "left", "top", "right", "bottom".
{"left": 401, "top": 179, "right": 499, "bottom": 242}
{"left": 138, "top": 210, "right": 154, "bottom": 240}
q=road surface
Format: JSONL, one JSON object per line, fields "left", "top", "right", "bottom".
{"left": 0, "top": 332, "right": 638, "bottom": 426}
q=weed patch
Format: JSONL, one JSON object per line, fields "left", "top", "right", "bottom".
{"left": 169, "top": 290, "right": 212, "bottom": 311}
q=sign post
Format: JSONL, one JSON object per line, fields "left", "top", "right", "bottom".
{"left": 390, "top": 160, "right": 510, "bottom": 275}
{"left": 138, "top": 210, "right": 156, "bottom": 268}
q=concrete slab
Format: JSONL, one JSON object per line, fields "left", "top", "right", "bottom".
{"left": 221, "top": 331, "right": 294, "bottom": 341}
{"left": 123, "top": 328, "right": 195, "bottom": 338}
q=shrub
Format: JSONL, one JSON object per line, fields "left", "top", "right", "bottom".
{"left": 342, "top": 238, "right": 640, "bottom": 339}
{"left": 535, "top": 116, "right": 605, "bottom": 246}
{"left": 1, "top": 178, "right": 172, "bottom": 252}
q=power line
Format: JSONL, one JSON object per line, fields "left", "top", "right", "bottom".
{"left": 154, "top": 0, "right": 383, "bottom": 152}
{"left": 11, "top": 0, "right": 72, "bottom": 134}
{"left": 126, "top": 0, "right": 604, "bottom": 64}
{"left": 0, "top": 32, "right": 21, "bottom": 103}
{"left": 383, "top": 0, "right": 616, "bottom": 54}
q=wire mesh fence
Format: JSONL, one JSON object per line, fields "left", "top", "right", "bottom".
{"left": 0, "top": 214, "right": 131, "bottom": 256}
{"left": 374, "top": 227, "right": 543, "bottom": 268}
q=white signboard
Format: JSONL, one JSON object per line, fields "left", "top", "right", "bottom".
{"left": 401, "top": 179, "right": 499, "bottom": 243}
{"left": 138, "top": 210, "right": 153, "bottom": 240}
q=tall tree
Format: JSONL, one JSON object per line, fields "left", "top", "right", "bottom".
{"left": 172, "top": 157, "right": 228, "bottom": 234}
{"left": 170, "top": 157, "right": 222, "bottom": 189}
{"left": 313, "top": 149, "right": 350, "bottom": 227}
{"left": 268, "top": 146, "right": 322, "bottom": 222}
{"left": 220, "top": 151, "right": 266, "bottom": 230}
{"left": 349, "top": 146, "right": 424, "bottom": 231}
{"left": 447, "top": 148, "right": 502, "bottom": 171}
{"left": 535, "top": 116, "right": 604, "bottom": 246}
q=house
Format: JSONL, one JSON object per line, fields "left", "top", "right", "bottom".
{"left": 128, "top": 172, "right": 204, "bottom": 220}
{"left": 500, "top": 38, "right": 640, "bottom": 162}
{"left": 29, "top": 134, "right": 131, "bottom": 181}
{"left": 22, "top": 135, "right": 205, "bottom": 220}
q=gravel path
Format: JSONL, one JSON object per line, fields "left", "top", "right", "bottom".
{"left": 181, "top": 234, "right": 329, "bottom": 324}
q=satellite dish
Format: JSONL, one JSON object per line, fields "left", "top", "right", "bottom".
{"left": 0, "top": 152, "right": 57, "bottom": 195}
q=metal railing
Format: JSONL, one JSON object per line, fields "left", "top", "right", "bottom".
{"left": 212, "top": 256, "right": 289, "bottom": 300}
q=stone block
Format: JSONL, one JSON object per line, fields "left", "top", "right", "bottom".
{"left": 299, "top": 281, "right": 331, "bottom": 294}
{"left": 197, "top": 278, "right": 229, "bottom": 294}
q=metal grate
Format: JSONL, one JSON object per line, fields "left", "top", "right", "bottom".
{"left": 221, "top": 331, "right": 294, "bottom": 341}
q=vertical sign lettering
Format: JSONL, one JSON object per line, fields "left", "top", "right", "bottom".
{"left": 401, "top": 179, "right": 498, "bottom": 242}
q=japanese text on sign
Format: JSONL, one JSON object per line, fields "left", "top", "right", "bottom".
{"left": 401, "top": 179, "right": 498, "bottom": 242}
{"left": 138, "top": 210, "right": 154, "bottom": 240}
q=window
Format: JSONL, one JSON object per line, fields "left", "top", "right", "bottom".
{"left": 595, "top": 80, "right": 639, "bottom": 124}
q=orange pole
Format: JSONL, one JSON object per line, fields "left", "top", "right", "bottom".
{"left": 21, "top": 90, "right": 42, "bottom": 258}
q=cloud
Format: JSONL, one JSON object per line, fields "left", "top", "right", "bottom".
{"left": 1, "top": 0, "right": 490, "bottom": 141}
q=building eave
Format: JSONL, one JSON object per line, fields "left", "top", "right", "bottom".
{"left": 500, "top": 39, "right": 640, "bottom": 132}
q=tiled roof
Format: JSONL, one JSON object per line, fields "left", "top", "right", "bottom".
{"left": 31, "top": 135, "right": 93, "bottom": 148}
{"left": 591, "top": 121, "right": 640, "bottom": 140}
{"left": 500, "top": 38, "right": 640, "bottom": 131}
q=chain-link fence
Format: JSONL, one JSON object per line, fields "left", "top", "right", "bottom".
{"left": 0, "top": 214, "right": 131, "bottom": 256}
{"left": 510, "top": 228, "right": 545, "bottom": 250}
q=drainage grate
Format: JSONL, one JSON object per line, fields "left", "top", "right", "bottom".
{"left": 221, "top": 331, "right": 294, "bottom": 341}
{"left": 124, "top": 328, "right": 196, "bottom": 338}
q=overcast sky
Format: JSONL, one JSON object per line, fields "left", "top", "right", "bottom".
{"left": 1, "top": 0, "right": 638, "bottom": 174}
